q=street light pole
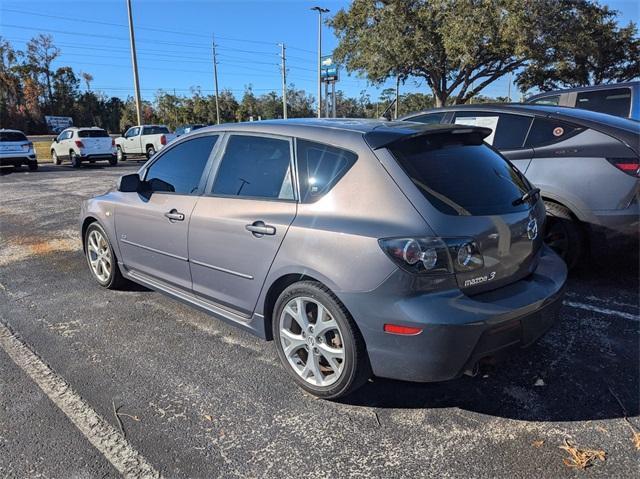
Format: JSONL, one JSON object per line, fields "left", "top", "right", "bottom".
{"left": 212, "top": 34, "right": 220, "bottom": 125}
{"left": 125, "top": 0, "right": 142, "bottom": 126}
{"left": 311, "top": 6, "right": 329, "bottom": 119}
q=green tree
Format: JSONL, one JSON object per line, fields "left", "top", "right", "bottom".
{"left": 330, "top": 0, "right": 636, "bottom": 107}
{"left": 52, "top": 67, "right": 80, "bottom": 117}
{"left": 25, "top": 34, "right": 60, "bottom": 113}
{"left": 517, "top": 1, "right": 639, "bottom": 91}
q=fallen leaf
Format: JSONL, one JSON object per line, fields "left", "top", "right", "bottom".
{"left": 595, "top": 425, "right": 608, "bottom": 434}
{"left": 203, "top": 414, "right": 213, "bottom": 422}
{"left": 633, "top": 431, "right": 640, "bottom": 451}
{"left": 560, "top": 439, "right": 606, "bottom": 469}
{"left": 532, "top": 440, "right": 545, "bottom": 448}
{"left": 534, "top": 378, "right": 545, "bottom": 387}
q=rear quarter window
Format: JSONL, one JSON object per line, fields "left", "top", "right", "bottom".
{"left": 389, "top": 134, "right": 530, "bottom": 216}
{"left": 524, "top": 118, "right": 584, "bottom": 147}
{"left": 296, "top": 139, "right": 357, "bottom": 203}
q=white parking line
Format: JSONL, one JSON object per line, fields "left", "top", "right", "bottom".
{"left": 0, "top": 322, "right": 162, "bottom": 479}
{"left": 563, "top": 300, "right": 640, "bottom": 322}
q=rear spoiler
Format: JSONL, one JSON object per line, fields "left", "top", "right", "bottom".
{"left": 364, "top": 125, "right": 493, "bottom": 150}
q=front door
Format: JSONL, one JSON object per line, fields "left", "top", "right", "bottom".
{"left": 124, "top": 127, "right": 140, "bottom": 154}
{"left": 189, "top": 133, "right": 297, "bottom": 316}
{"left": 115, "top": 134, "right": 219, "bottom": 290}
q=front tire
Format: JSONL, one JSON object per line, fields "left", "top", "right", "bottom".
{"left": 84, "top": 222, "right": 126, "bottom": 289}
{"left": 70, "top": 150, "right": 81, "bottom": 168}
{"left": 272, "top": 281, "right": 370, "bottom": 399}
{"left": 116, "top": 146, "right": 126, "bottom": 162}
{"left": 544, "top": 201, "right": 587, "bottom": 269}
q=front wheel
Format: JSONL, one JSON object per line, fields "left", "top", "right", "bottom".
{"left": 84, "top": 222, "right": 126, "bottom": 289}
{"left": 273, "top": 281, "right": 370, "bottom": 399}
{"left": 116, "top": 146, "right": 126, "bottom": 162}
{"left": 543, "top": 201, "right": 587, "bottom": 269}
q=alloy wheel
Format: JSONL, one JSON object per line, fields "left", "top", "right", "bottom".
{"left": 87, "top": 229, "right": 112, "bottom": 283}
{"left": 278, "top": 297, "right": 345, "bottom": 387}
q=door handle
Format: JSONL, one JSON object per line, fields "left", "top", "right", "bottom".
{"left": 245, "top": 220, "right": 276, "bottom": 237}
{"left": 164, "top": 209, "right": 185, "bottom": 222}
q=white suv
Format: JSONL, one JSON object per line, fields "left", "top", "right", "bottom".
{"left": 51, "top": 127, "right": 116, "bottom": 168}
{"left": 0, "top": 129, "right": 37, "bottom": 171}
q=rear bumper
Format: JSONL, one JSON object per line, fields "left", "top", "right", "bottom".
{"left": 590, "top": 201, "right": 639, "bottom": 234}
{"left": 338, "top": 245, "right": 567, "bottom": 383}
{"left": 0, "top": 154, "right": 36, "bottom": 166}
{"left": 80, "top": 153, "right": 116, "bottom": 161}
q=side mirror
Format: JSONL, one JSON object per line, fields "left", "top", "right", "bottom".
{"left": 54, "top": 138, "right": 59, "bottom": 143}
{"left": 117, "top": 173, "right": 142, "bottom": 192}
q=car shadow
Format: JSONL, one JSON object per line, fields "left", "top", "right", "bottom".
{"left": 341, "top": 232, "right": 639, "bottom": 422}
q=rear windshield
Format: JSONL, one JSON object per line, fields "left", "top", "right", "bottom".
{"left": 143, "top": 126, "right": 170, "bottom": 135}
{"left": 78, "top": 129, "right": 109, "bottom": 138}
{"left": 0, "top": 131, "right": 27, "bottom": 142}
{"left": 389, "top": 135, "right": 531, "bottom": 216}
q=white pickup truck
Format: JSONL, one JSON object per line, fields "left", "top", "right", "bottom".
{"left": 115, "top": 125, "right": 176, "bottom": 161}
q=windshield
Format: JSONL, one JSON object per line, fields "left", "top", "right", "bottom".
{"left": 78, "top": 129, "right": 109, "bottom": 138}
{"left": 0, "top": 131, "right": 28, "bottom": 142}
{"left": 389, "top": 135, "right": 531, "bottom": 216}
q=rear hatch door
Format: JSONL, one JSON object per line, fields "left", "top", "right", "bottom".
{"left": 0, "top": 131, "right": 29, "bottom": 155}
{"left": 78, "top": 130, "right": 112, "bottom": 154}
{"left": 378, "top": 128, "right": 545, "bottom": 294}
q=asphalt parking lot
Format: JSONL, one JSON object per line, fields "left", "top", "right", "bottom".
{"left": 0, "top": 163, "right": 638, "bottom": 478}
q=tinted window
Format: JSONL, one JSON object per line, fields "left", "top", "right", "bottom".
{"left": 142, "top": 126, "right": 170, "bottom": 135}
{"left": 78, "top": 129, "right": 109, "bottom": 138}
{"left": 145, "top": 136, "right": 218, "bottom": 194}
{"left": 453, "top": 112, "right": 532, "bottom": 149}
{"left": 530, "top": 95, "right": 560, "bottom": 106}
{"left": 296, "top": 139, "right": 357, "bottom": 202}
{"left": 409, "top": 112, "right": 446, "bottom": 125}
{"left": 524, "top": 118, "right": 583, "bottom": 147}
{"left": 389, "top": 134, "right": 530, "bottom": 216}
{"left": 212, "top": 135, "right": 293, "bottom": 200}
{"left": 576, "top": 88, "right": 631, "bottom": 118}
{"left": 0, "top": 131, "right": 27, "bottom": 142}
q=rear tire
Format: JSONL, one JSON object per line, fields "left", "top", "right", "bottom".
{"left": 108, "top": 155, "right": 118, "bottom": 166}
{"left": 28, "top": 162, "right": 38, "bottom": 171}
{"left": 70, "top": 150, "right": 81, "bottom": 168}
{"left": 272, "top": 281, "right": 370, "bottom": 399}
{"left": 543, "top": 201, "right": 587, "bottom": 269}
{"left": 52, "top": 150, "right": 61, "bottom": 165}
{"left": 146, "top": 145, "right": 156, "bottom": 159}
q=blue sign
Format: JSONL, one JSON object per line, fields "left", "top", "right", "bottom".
{"left": 320, "top": 54, "right": 338, "bottom": 82}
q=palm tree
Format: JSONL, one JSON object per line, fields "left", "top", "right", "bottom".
{"left": 81, "top": 71, "right": 93, "bottom": 91}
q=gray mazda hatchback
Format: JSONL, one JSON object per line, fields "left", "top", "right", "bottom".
{"left": 80, "top": 119, "right": 567, "bottom": 399}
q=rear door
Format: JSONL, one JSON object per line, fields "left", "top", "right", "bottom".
{"left": 188, "top": 133, "right": 297, "bottom": 316}
{"left": 382, "top": 132, "right": 545, "bottom": 295}
{"left": 79, "top": 129, "right": 112, "bottom": 155}
{"left": 115, "top": 135, "right": 219, "bottom": 290}
{"left": 452, "top": 111, "right": 535, "bottom": 173}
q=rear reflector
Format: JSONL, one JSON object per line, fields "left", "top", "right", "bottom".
{"left": 383, "top": 324, "right": 423, "bottom": 335}
{"left": 608, "top": 157, "right": 639, "bottom": 177}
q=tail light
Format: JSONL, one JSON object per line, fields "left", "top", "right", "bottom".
{"left": 160, "top": 135, "right": 167, "bottom": 146}
{"left": 608, "top": 157, "right": 639, "bottom": 177}
{"left": 75, "top": 140, "right": 84, "bottom": 148}
{"left": 378, "top": 237, "right": 483, "bottom": 275}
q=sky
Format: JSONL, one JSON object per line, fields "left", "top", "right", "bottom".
{"left": 1, "top": 0, "right": 638, "bottom": 104}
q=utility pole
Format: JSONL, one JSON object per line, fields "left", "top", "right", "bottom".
{"left": 126, "top": 0, "right": 142, "bottom": 125}
{"left": 279, "top": 43, "right": 287, "bottom": 119}
{"left": 311, "top": 7, "right": 329, "bottom": 118}
{"left": 212, "top": 34, "right": 220, "bottom": 124}
{"left": 331, "top": 81, "right": 336, "bottom": 118}
{"left": 507, "top": 72, "right": 512, "bottom": 102}
{"left": 394, "top": 75, "right": 400, "bottom": 119}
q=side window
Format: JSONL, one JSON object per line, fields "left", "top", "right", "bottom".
{"left": 126, "top": 128, "right": 139, "bottom": 138}
{"left": 409, "top": 112, "right": 446, "bottom": 125}
{"left": 211, "top": 135, "right": 293, "bottom": 200}
{"left": 144, "top": 135, "right": 218, "bottom": 194}
{"left": 530, "top": 95, "right": 560, "bottom": 106}
{"left": 576, "top": 88, "right": 631, "bottom": 118}
{"left": 296, "top": 139, "right": 357, "bottom": 203}
{"left": 453, "top": 112, "right": 532, "bottom": 149}
{"left": 524, "top": 118, "right": 584, "bottom": 148}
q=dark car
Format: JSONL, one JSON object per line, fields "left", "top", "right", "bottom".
{"left": 401, "top": 105, "right": 639, "bottom": 268}
{"left": 80, "top": 119, "right": 566, "bottom": 399}
{"left": 526, "top": 81, "right": 639, "bottom": 121}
